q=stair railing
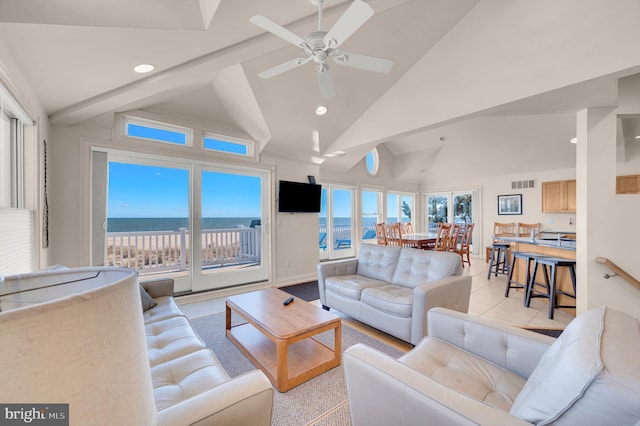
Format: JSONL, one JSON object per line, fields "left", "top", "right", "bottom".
{"left": 595, "top": 257, "right": 640, "bottom": 291}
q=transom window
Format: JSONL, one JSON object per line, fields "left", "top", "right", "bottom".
{"left": 204, "top": 133, "right": 253, "bottom": 157}
{"left": 123, "top": 116, "right": 191, "bottom": 146}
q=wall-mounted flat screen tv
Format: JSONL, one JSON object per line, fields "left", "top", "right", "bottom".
{"left": 278, "top": 180, "right": 322, "bottom": 213}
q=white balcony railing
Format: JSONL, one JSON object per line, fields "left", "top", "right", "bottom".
{"left": 107, "top": 223, "right": 377, "bottom": 274}
{"left": 106, "top": 227, "right": 261, "bottom": 274}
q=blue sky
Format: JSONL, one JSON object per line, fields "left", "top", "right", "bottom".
{"left": 107, "top": 163, "right": 261, "bottom": 218}
{"left": 320, "top": 188, "right": 352, "bottom": 218}
{"left": 111, "top": 123, "right": 356, "bottom": 219}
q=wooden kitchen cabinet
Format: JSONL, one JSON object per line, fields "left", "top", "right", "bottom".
{"left": 542, "top": 180, "right": 576, "bottom": 212}
{"left": 616, "top": 174, "right": 640, "bottom": 194}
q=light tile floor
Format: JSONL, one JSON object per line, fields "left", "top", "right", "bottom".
{"left": 178, "top": 257, "right": 574, "bottom": 334}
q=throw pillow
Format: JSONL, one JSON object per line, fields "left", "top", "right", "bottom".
{"left": 509, "top": 305, "right": 606, "bottom": 425}
{"left": 139, "top": 285, "right": 157, "bottom": 311}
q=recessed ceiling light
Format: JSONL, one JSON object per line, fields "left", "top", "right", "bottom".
{"left": 570, "top": 137, "right": 577, "bottom": 144}
{"left": 635, "top": 135, "right": 640, "bottom": 139}
{"left": 134, "top": 64, "right": 155, "bottom": 74}
{"left": 315, "top": 105, "right": 328, "bottom": 116}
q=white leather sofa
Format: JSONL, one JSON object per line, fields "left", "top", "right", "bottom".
{"left": 317, "top": 244, "right": 472, "bottom": 345}
{"left": 344, "top": 306, "right": 640, "bottom": 425}
{"left": 141, "top": 278, "right": 274, "bottom": 426}
{"left": 0, "top": 267, "right": 273, "bottom": 425}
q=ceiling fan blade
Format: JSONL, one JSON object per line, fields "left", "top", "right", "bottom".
{"left": 333, "top": 52, "right": 393, "bottom": 74}
{"left": 257, "top": 56, "right": 312, "bottom": 79}
{"left": 316, "top": 65, "right": 336, "bottom": 99}
{"left": 323, "top": 0, "right": 374, "bottom": 49}
{"left": 250, "top": 15, "right": 309, "bottom": 50}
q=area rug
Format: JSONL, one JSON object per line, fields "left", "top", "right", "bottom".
{"left": 522, "top": 327, "right": 563, "bottom": 338}
{"left": 191, "top": 312, "right": 404, "bottom": 426}
{"left": 280, "top": 280, "right": 320, "bottom": 302}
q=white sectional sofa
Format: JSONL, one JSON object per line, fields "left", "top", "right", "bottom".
{"left": 141, "top": 277, "right": 274, "bottom": 426}
{"left": 0, "top": 267, "right": 273, "bottom": 426}
{"left": 344, "top": 306, "right": 640, "bottom": 425}
{"left": 317, "top": 244, "right": 472, "bottom": 345}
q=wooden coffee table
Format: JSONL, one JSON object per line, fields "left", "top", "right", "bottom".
{"left": 226, "top": 288, "right": 341, "bottom": 392}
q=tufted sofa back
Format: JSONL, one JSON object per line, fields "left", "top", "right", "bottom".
{"left": 356, "top": 244, "right": 462, "bottom": 288}
{"left": 357, "top": 244, "right": 402, "bottom": 282}
{"left": 391, "top": 248, "right": 463, "bottom": 288}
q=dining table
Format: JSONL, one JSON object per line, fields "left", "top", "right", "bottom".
{"left": 401, "top": 232, "right": 438, "bottom": 250}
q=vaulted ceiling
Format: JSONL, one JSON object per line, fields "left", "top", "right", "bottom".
{"left": 1, "top": 0, "right": 639, "bottom": 183}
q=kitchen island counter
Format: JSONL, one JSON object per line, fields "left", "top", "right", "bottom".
{"left": 498, "top": 237, "right": 576, "bottom": 316}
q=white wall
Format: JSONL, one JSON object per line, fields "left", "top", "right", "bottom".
{"left": 321, "top": 144, "right": 419, "bottom": 193}
{"left": 575, "top": 76, "right": 640, "bottom": 318}
{"left": 264, "top": 154, "right": 321, "bottom": 286}
{"left": 49, "top": 125, "right": 112, "bottom": 267}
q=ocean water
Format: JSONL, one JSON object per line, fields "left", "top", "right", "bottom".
{"left": 321, "top": 217, "right": 406, "bottom": 227}
{"left": 107, "top": 217, "right": 260, "bottom": 232}
{"left": 108, "top": 216, "right": 403, "bottom": 232}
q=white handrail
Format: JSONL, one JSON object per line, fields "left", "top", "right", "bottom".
{"left": 596, "top": 257, "right": 640, "bottom": 291}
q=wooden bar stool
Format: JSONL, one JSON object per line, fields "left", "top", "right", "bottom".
{"left": 527, "top": 257, "right": 577, "bottom": 319}
{"left": 487, "top": 242, "right": 510, "bottom": 279}
{"left": 505, "top": 252, "right": 548, "bottom": 304}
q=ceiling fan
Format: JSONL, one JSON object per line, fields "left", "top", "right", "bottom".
{"left": 250, "top": 0, "right": 393, "bottom": 99}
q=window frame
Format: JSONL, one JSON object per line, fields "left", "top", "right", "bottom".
{"left": 122, "top": 115, "right": 193, "bottom": 147}
{"left": 0, "top": 105, "right": 26, "bottom": 209}
{"left": 364, "top": 148, "right": 379, "bottom": 176}
{"left": 203, "top": 132, "right": 255, "bottom": 157}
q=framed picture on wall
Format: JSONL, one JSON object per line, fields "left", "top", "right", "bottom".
{"left": 497, "top": 194, "right": 522, "bottom": 215}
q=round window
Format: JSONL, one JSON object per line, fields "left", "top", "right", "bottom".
{"left": 365, "top": 148, "right": 379, "bottom": 176}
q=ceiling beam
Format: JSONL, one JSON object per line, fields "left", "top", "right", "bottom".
{"left": 50, "top": 0, "right": 411, "bottom": 127}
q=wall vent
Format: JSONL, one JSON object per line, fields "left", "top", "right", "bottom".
{"left": 511, "top": 179, "right": 536, "bottom": 190}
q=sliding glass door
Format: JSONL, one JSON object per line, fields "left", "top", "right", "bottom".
{"left": 197, "top": 168, "right": 268, "bottom": 291}
{"left": 106, "top": 161, "right": 192, "bottom": 282}
{"left": 425, "top": 189, "right": 479, "bottom": 253}
{"left": 361, "top": 189, "right": 382, "bottom": 241}
{"left": 92, "top": 149, "right": 270, "bottom": 293}
{"left": 319, "top": 184, "right": 355, "bottom": 260}
{"left": 387, "top": 192, "right": 414, "bottom": 229}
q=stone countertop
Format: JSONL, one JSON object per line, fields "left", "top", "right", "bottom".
{"left": 498, "top": 236, "right": 576, "bottom": 251}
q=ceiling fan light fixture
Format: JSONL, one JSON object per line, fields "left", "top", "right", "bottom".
{"left": 250, "top": 0, "right": 392, "bottom": 98}
{"left": 570, "top": 137, "right": 577, "bottom": 144}
{"left": 315, "top": 105, "right": 328, "bottom": 116}
{"left": 134, "top": 63, "right": 155, "bottom": 74}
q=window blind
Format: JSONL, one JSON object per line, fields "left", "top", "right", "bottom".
{"left": 0, "top": 207, "right": 34, "bottom": 275}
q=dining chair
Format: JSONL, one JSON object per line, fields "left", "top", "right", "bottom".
{"left": 403, "top": 222, "right": 413, "bottom": 235}
{"left": 485, "top": 222, "right": 515, "bottom": 262}
{"left": 518, "top": 222, "right": 541, "bottom": 237}
{"left": 386, "top": 222, "right": 404, "bottom": 247}
{"left": 446, "top": 223, "right": 463, "bottom": 252}
{"left": 494, "top": 222, "right": 515, "bottom": 239}
{"left": 399, "top": 222, "right": 420, "bottom": 248}
{"left": 374, "top": 223, "right": 388, "bottom": 246}
{"left": 434, "top": 223, "right": 452, "bottom": 251}
{"left": 456, "top": 223, "right": 474, "bottom": 267}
